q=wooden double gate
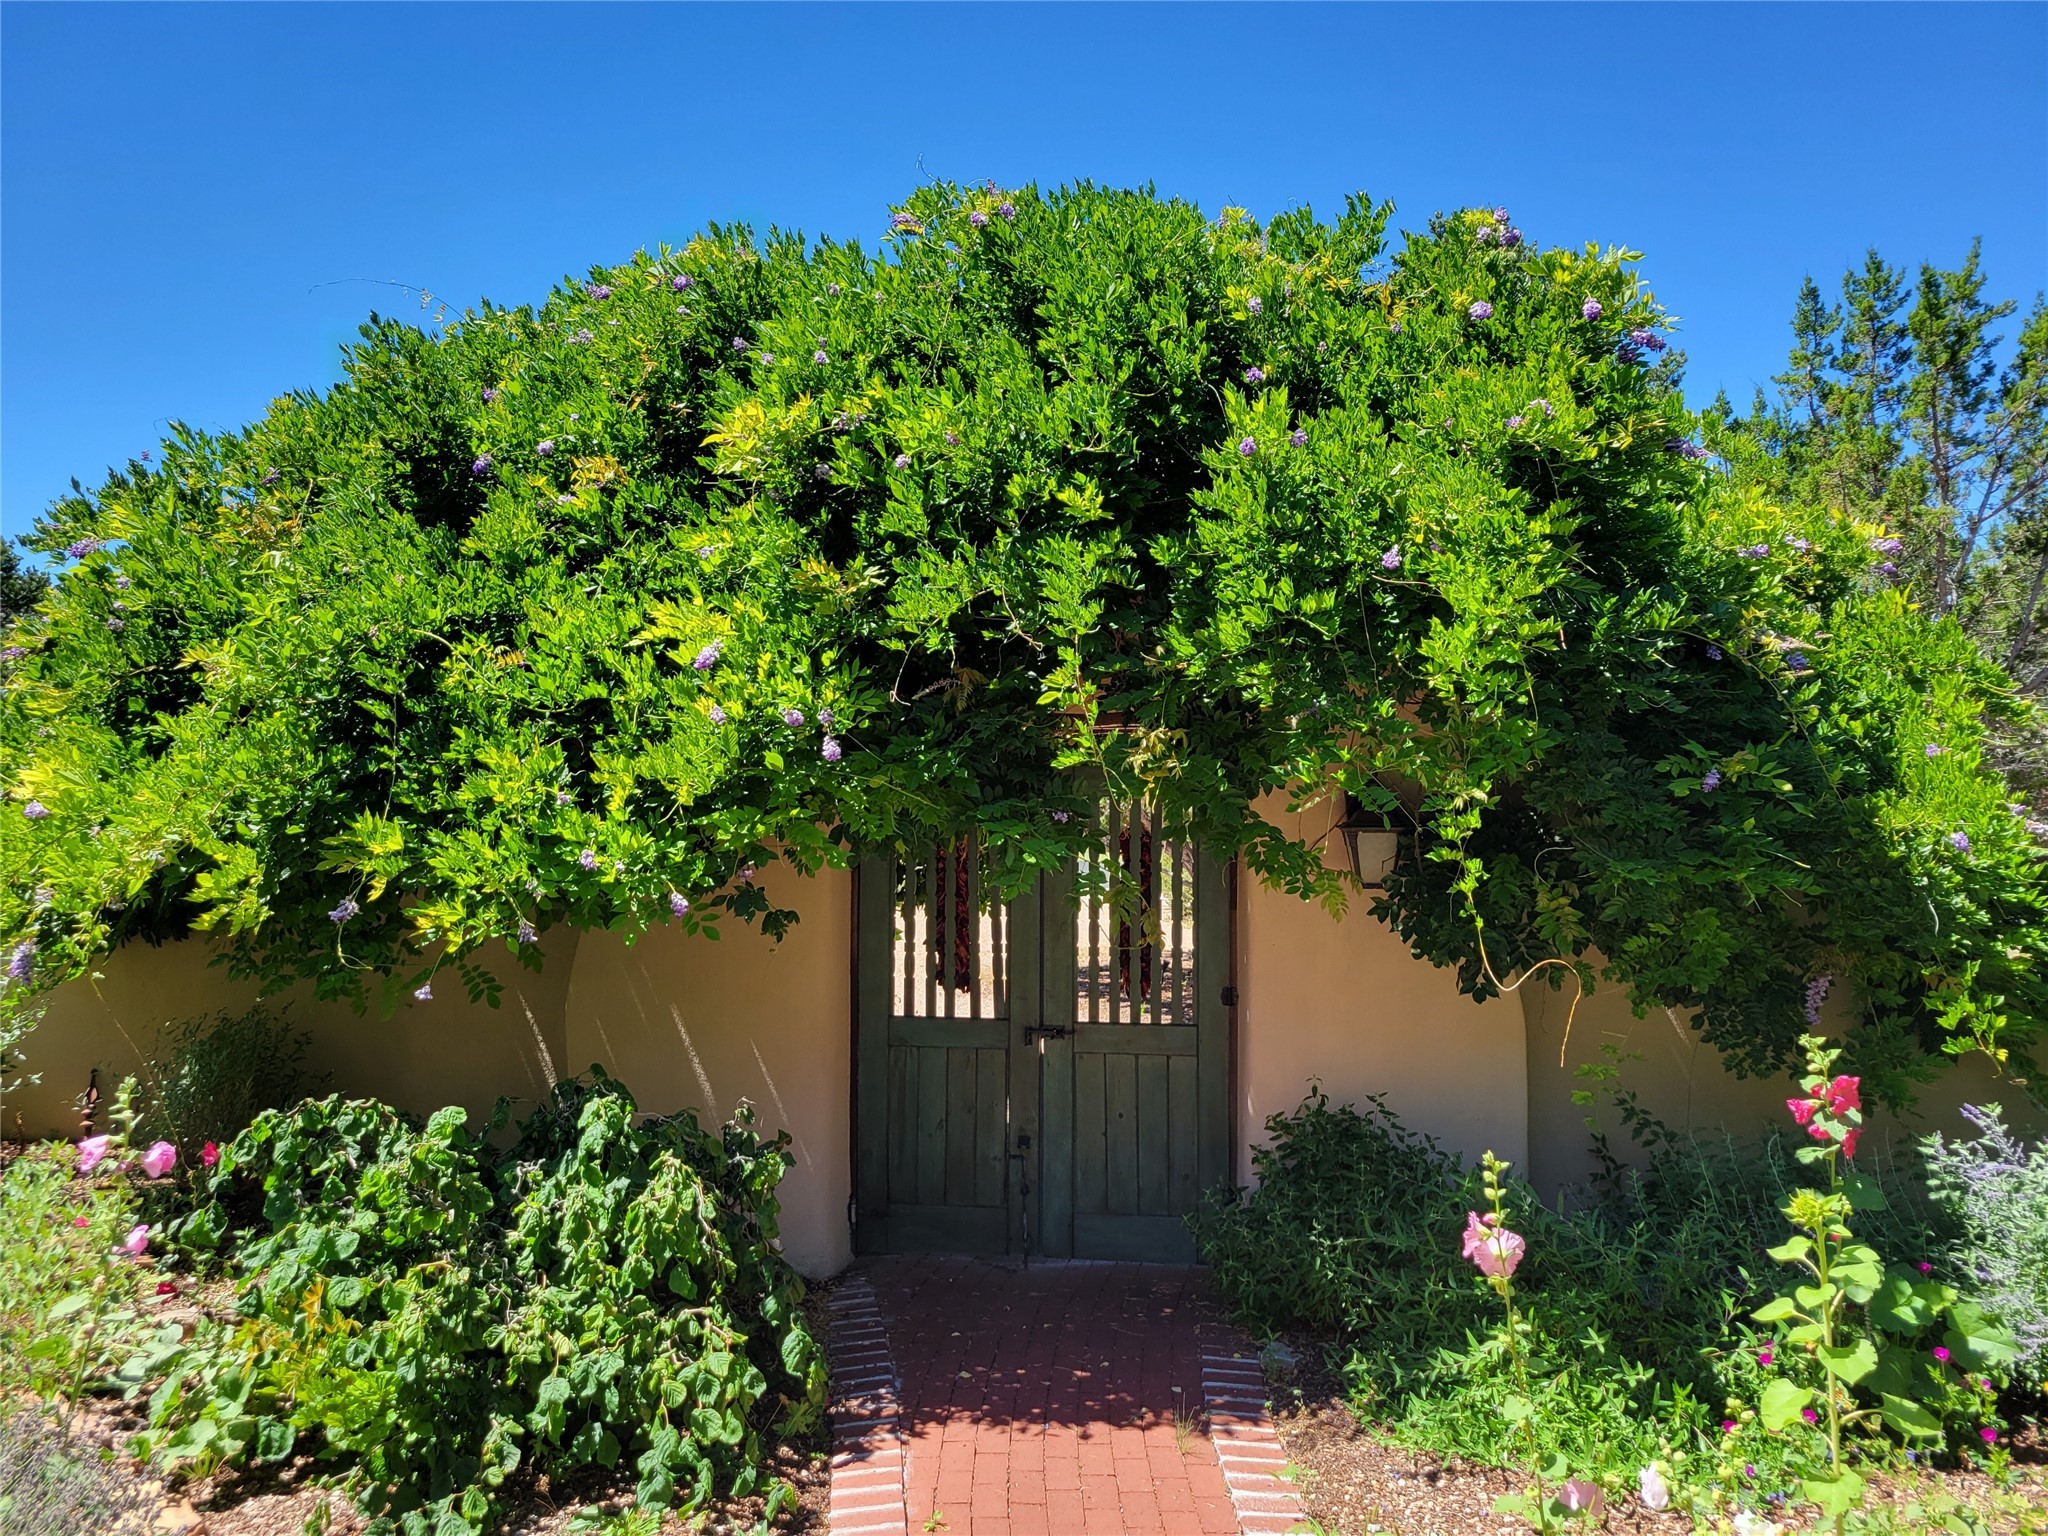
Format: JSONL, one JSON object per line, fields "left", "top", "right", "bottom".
{"left": 853, "top": 805, "right": 1231, "bottom": 1262}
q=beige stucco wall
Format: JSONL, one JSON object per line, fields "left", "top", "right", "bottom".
{"left": 1521, "top": 962, "right": 2046, "bottom": 1197}
{"left": 1235, "top": 791, "right": 1531, "bottom": 1184}
{"left": 5, "top": 931, "right": 577, "bottom": 1140}
{"left": 562, "top": 866, "right": 854, "bottom": 1281}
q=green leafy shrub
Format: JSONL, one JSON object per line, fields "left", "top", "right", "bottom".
{"left": 0, "top": 1405, "right": 159, "bottom": 1536}
{"left": 141, "top": 1068, "right": 823, "bottom": 1535}
{"left": 4, "top": 183, "right": 2042, "bottom": 1098}
{"left": 1922, "top": 1104, "right": 2048, "bottom": 1390}
{"left": 136, "top": 1003, "right": 323, "bottom": 1163}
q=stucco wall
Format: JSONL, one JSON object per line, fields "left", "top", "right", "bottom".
{"left": 5, "top": 931, "right": 576, "bottom": 1140}
{"left": 1520, "top": 963, "right": 2046, "bottom": 1197}
{"left": 1235, "top": 792, "right": 1531, "bottom": 1184}
{"left": 562, "top": 866, "right": 854, "bottom": 1280}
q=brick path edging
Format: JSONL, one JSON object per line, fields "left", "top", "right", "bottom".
{"left": 1198, "top": 1330, "right": 1310, "bottom": 1536}
{"left": 825, "top": 1275, "right": 910, "bottom": 1536}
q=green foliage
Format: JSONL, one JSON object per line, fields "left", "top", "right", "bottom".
{"left": 1922, "top": 1103, "right": 2048, "bottom": 1388}
{"left": 4, "top": 183, "right": 2043, "bottom": 1090}
{"left": 135, "top": 1002, "right": 324, "bottom": 1161}
{"left": 138, "top": 1069, "right": 824, "bottom": 1535}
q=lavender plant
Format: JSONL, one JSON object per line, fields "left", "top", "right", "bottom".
{"left": 1922, "top": 1104, "right": 2048, "bottom": 1387}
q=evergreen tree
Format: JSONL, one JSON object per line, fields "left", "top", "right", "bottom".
{"left": 0, "top": 541, "right": 49, "bottom": 626}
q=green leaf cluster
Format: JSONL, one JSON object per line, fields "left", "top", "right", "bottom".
{"left": 4, "top": 182, "right": 2043, "bottom": 1087}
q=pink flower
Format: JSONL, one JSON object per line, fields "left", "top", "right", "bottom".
{"left": 155, "top": 1280, "right": 177, "bottom": 1296}
{"left": 1809, "top": 1123, "right": 1833, "bottom": 1142}
{"left": 1802, "top": 1407, "right": 1819, "bottom": 1424}
{"left": 121, "top": 1224, "right": 150, "bottom": 1256}
{"left": 140, "top": 1141, "right": 177, "bottom": 1179}
{"left": 1840, "top": 1128, "right": 1861, "bottom": 1160}
{"left": 1757, "top": 1348, "right": 1773, "bottom": 1366}
{"left": 76, "top": 1135, "right": 111, "bottom": 1173}
{"left": 1981, "top": 1427, "right": 1998, "bottom": 1444}
{"left": 1933, "top": 1346, "right": 1951, "bottom": 1363}
{"left": 1825, "top": 1075, "right": 1861, "bottom": 1114}
{"left": 1786, "top": 1097, "right": 1816, "bottom": 1127}
{"left": 1560, "top": 1480, "right": 1602, "bottom": 1514}
{"left": 1721, "top": 1419, "right": 1737, "bottom": 1434}
{"left": 71, "top": 1216, "right": 89, "bottom": 1228}
{"left": 202, "top": 1141, "right": 220, "bottom": 1169}
{"left": 1918, "top": 1261, "right": 1933, "bottom": 1274}
{"left": 1460, "top": 1210, "right": 1525, "bottom": 1278}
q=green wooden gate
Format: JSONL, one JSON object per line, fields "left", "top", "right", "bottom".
{"left": 854, "top": 805, "right": 1231, "bottom": 1262}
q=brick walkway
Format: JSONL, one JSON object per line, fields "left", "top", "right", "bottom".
{"left": 823, "top": 1256, "right": 1306, "bottom": 1536}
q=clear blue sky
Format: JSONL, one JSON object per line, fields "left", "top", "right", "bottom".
{"left": 4, "top": 2, "right": 2044, "bottom": 541}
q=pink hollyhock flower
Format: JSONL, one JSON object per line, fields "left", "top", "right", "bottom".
{"left": 140, "top": 1140, "right": 177, "bottom": 1179}
{"left": 1809, "top": 1123, "right": 1834, "bottom": 1141}
{"left": 1825, "top": 1075, "right": 1861, "bottom": 1114}
{"left": 1460, "top": 1211, "right": 1525, "bottom": 1278}
{"left": 1721, "top": 1419, "right": 1737, "bottom": 1434}
{"left": 1802, "top": 1407, "right": 1819, "bottom": 1424}
{"left": 1560, "top": 1480, "right": 1602, "bottom": 1514}
{"left": 1981, "top": 1427, "right": 1997, "bottom": 1444}
{"left": 1933, "top": 1347, "right": 1951, "bottom": 1363}
{"left": 1918, "top": 1261, "right": 1933, "bottom": 1274}
{"left": 121, "top": 1224, "right": 150, "bottom": 1256}
{"left": 155, "top": 1280, "right": 177, "bottom": 1296}
{"left": 1840, "top": 1128, "right": 1861, "bottom": 1160}
{"left": 76, "top": 1135, "right": 111, "bottom": 1173}
{"left": 71, "top": 1216, "right": 89, "bottom": 1228}
{"left": 201, "top": 1140, "right": 220, "bottom": 1169}
{"left": 1757, "top": 1348, "right": 1773, "bottom": 1366}
{"left": 1786, "top": 1097, "right": 1817, "bottom": 1126}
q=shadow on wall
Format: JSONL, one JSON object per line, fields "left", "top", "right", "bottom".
{"left": 4, "top": 930, "right": 580, "bottom": 1142}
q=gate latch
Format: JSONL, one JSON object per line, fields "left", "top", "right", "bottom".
{"left": 1023, "top": 1024, "right": 1070, "bottom": 1041}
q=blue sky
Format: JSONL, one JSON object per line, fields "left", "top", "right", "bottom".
{"left": 4, "top": 2, "right": 2044, "bottom": 541}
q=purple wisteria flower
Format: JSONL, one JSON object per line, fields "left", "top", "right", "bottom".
{"left": 1739, "top": 543, "right": 1770, "bottom": 559}
{"left": 589, "top": 285, "right": 613, "bottom": 301}
{"left": 1531, "top": 398, "right": 1554, "bottom": 417}
{"left": 813, "top": 462, "right": 832, "bottom": 481}
{"left": 1804, "top": 974, "right": 1831, "bottom": 1026}
{"left": 1499, "top": 228, "right": 1523, "bottom": 249}
{"left": 1875, "top": 561, "right": 1899, "bottom": 577}
{"left": 944, "top": 431, "right": 959, "bottom": 446}
{"left": 1786, "top": 650, "right": 1810, "bottom": 670}
{"left": 0, "top": 646, "right": 24, "bottom": 662}
{"left": 696, "top": 545, "right": 715, "bottom": 558}
{"left": 67, "top": 538, "right": 104, "bottom": 559}
{"left": 114, "top": 575, "right": 130, "bottom": 590}
{"left": 969, "top": 210, "right": 989, "bottom": 229}
{"left": 1290, "top": 428, "right": 1308, "bottom": 447}
{"left": 1246, "top": 296, "right": 1263, "bottom": 315}
{"left": 1784, "top": 535, "right": 1811, "bottom": 552}
{"left": 1702, "top": 769, "right": 1722, "bottom": 792}
{"left": 262, "top": 469, "right": 280, "bottom": 486}
{"left": 1665, "top": 438, "right": 1711, "bottom": 460}
{"left": 732, "top": 336, "right": 749, "bottom": 352}
{"left": 536, "top": 439, "right": 555, "bottom": 456}
{"left": 693, "top": 639, "right": 724, "bottom": 672}
{"left": 1582, "top": 299, "right": 1603, "bottom": 320}
{"left": 1948, "top": 830, "right": 1973, "bottom": 853}
{"left": 894, "top": 453, "right": 911, "bottom": 469}
{"left": 22, "top": 801, "right": 49, "bottom": 820}
{"left": 998, "top": 201, "right": 1016, "bottom": 222}
{"left": 1244, "top": 367, "right": 1265, "bottom": 385}
{"left": 472, "top": 455, "right": 495, "bottom": 477}
{"left": 1629, "top": 327, "right": 1667, "bottom": 353}
{"left": 1051, "top": 809, "right": 1072, "bottom": 824}
{"left": 1505, "top": 415, "right": 1525, "bottom": 430}
{"left": 570, "top": 328, "right": 595, "bottom": 344}
{"left": 826, "top": 282, "right": 841, "bottom": 296}
{"left": 759, "top": 353, "right": 775, "bottom": 365}
{"left": 670, "top": 892, "right": 690, "bottom": 917}
{"left": 822, "top": 736, "right": 843, "bottom": 763}
{"left": 820, "top": 707, "right": 835, "bottom": 726}
{"left": 782, "top": 707, "right": 805, "bottom": 727}
{"left": 672, "top": 273, "right": 694, "bottom": 291}
{"left": 1237, "top": 437, "right": 1257, "bottom": 457}
{"left": 1493, "top": 206, "right": 1509, "bottom": 224}
{"left": 1871, "top": 536, "right": 1903, "bottom": 555}
{"left": 104, "top": 618, "right": 123, "bottom": 632}
{"left": 579, "top": 848, "right": 599, "bottom": 871}
{"left": 328, "top": 897, "right": 358, "bottom": 925}
{"left": 709, "top": 706, "right": 728, "bottom": 725}
{"left": 1706, "top": 643, "right": 1724, "bottom": 660}
{"left": 1476, "top": 225, "right": 1494, "bottom": 245}
{"left": 413, "top": 982, "right": 433, "bottom": 1002}
{"left": 1468, "top": 301, "right": 1494, "bottom": 320}
{"left": 890, "top": 212, "right": 921, "bottom": 232}
{"left": 481, "top": 387, "right": 499, "bottom": 404}
{"left": 7, "top": 941, "right": 33, "bottom": 983}
{"left": 1926, "top": 744, "right": 1948, "bottom": 758}
{"left": 517, "top": 920, "right": 539, "bottom": 946}
{"left": 1380, "top": 546, "right": 1403, "bottom": 571}
{"left": 813, "top": 349, "right": 830, "bottom": 365}
{"left": 555, "top": 789, "right": 573, "bottom": 806}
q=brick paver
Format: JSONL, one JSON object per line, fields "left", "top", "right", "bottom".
{"left": 826, "top": 1256, "right": 1306, "bottom": 1536}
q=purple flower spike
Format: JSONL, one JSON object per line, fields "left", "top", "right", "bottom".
{"left": 1246, "top": 296, "right": 1263, "bottom": 315}
{"left": 998, "top": 201, "right": 1016, "bottom": 222}
{"left": 1629, "top": 327, "right": 1667, "bottom": 353}
{"left": 890, "top": 212, "right": 921, "bottom": 232}
{"left": 822, "top": 736, "right": 843, "bottom": 763}
{"left": 782, "top": 708, "right": 805, "bottom": 727}
{"left": 22, "top": 801, "right": 49, "bottom": 820}
{"left": 1926, "top": 744, "right": 1947, "bottom": 758}
{"left": 482, "top": 387, "right": 499, "bottom": 404}
{"left": 471, "top": 455, "right": 494, "bottom": 477}
{"left": 709, "top": 706, "right": 728, "bottom": 724}
{"left": 813, "top": 462, "right": 832, "bottom": 481}
{"left": 820, "top": 707, "right": 835, "bottom": 726}
{"left": 693, "top": 639, "right": 724, "bottom": 672}
{"left": 536, "top": 440, "right": 555, "bottom": 456}
{"left": 0, "top": 646, "right": 23, "bottom": 663}
{"left": 894, "top": 453, "right": 911, "bottom": 469}
{"left": 1582, "top": 299, "right": 1603, "bottom": 321}
{"left": 1948, "top": 830, "right": 1972, "bottom": 853}
{"left": 672, "top": 273, "right": 694, "bottom": 291}
{"left": 589, "top": 284, "right": 613, "bottom": 301}
{"left": 813, "top": 349, "right": 829, "bottom": 365}
{"left": 413, "top": 982, "right": 433, "bottom": 1002}
{"left": 1871, "top": 536, "right": 1903, "bottom": 555}
{"left": 1237, "top": 437, "right": 1257, "bottom": 457}
{"left": 329, "top": 897, "right": 359, "bottom": 925}
{"left": 67, "top": 538, "right": 104, "bottom": 559}
{"left": 1500, "top": 228, "right": 1523, "bottom": 248}
{"left": 1468, "top": 301, "right": 1494, "bottom": 321}
{"left": 969, "top": 210, "right": 989, "bottom": 229}
{"left": 517, "top": 920, "right": 539, "bottom": 946}
{"left": 1740, "top": 543, "right": 1769, "bottom": 559}
{"left": 262, "top": 469, "right": 280, "bottom": 486}
{"left": 826, "top": 282, "right": 841, "bottom": 296}
{"left": 944, "top": 431, "right": 960, "bottom": 446}
{"left": 1476, "top": 225, "right": 1495, "bottom": 246}
{"left": 1505, "top": 415, "right": 1525, "bottom": 430}
{"left": 1706, "top": 643, "right": 1724, "bottom": 660}
{"left": 670, "top": 892, "right": 690, "bottom": 917}
{"left": 1787, "top": 650, "right": 1809, "bottom": 670}
{"left": 1244, "top": 366, "right": 1265, "bottom": 385}
{"left": 579, "top": 848, "right": 600, "bottom": 871}
{"left": 1701, "top": 770, "right": 1722, "bottom": 792}
{"left": 1290, "top": 428, "right": 1308, "bottom": 448}
{"left": 1876, "top": 561, "right": 1899, "bottom": 576}
{"left": 1380, "top": 546, "right": 1402, "bottom": 571}
{"left": 7, "top": 941, "right": 33, "bottom": 983}
{"left": 1532, "top": 398, "right": 1553, "bottom": 417}
{"left": 1493, "top": 206, "right": 1509, "bottom": 224}
{"left": 732, "top": 336, "right": 749, "bottom": 353}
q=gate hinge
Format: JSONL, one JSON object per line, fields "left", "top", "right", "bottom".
{"left": 1220, "top": 985, "right": 1239, "bottom": 1007}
